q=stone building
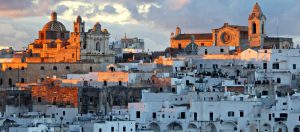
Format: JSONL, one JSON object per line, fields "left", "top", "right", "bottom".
{"left": 170, "top": 3, "right": 293, "bottom": 50}
{"left": 27, "top": 12, "right": 80, "bottom": 63}
{"left": 70, "top": 16, "right": 115, "bottom": 63}
{"left": 78, "top": 86, "right": 150, "bottom": 114}
{"left": 0, "top": 62, "right": 107, "bottom": 88}
{"left": 26, "top": 12, "right": 115, "bottom": 63}
{"left": 31, "top": 81, "right": 78, "bottom": 107}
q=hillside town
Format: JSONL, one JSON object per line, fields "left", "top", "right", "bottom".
{"left": 0, "top": 3, "right": 300, "bottom": 132}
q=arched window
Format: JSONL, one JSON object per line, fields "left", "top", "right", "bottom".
{"left": 66, "top": 66, "right": 70, "bottom": 71}
{"left": 21, "top": 66, "right": 25, "bottom": 70}
{"left": 40, "top": 78, "right": 44, "bottom": 82}
{"left": 90, "top": 66, "right": 93, "bottom": 72}
{"left": 252, "top": 22, "right": 257, "bottom": 34}
{"left": 178, "top": 43, "right": 182, "bottom": 49}
{"left": 262, "top": 22, "right": 265, "bottom": 34}
{"left": 96, "top": 42, "right": 100, "bottom": 51}
{"left": 53, "top": 66, "right": 57, "bottom": 71}
{"left": 38, "top": 97, "right": 42, "bottom": 103}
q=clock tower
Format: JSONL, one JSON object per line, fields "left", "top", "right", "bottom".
{"left": 248, "top": 3, "right": 266, "bottom": 48}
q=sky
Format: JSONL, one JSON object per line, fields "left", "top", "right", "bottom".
{"left": 0, "top": 0, "right": 300, "bottom": 51}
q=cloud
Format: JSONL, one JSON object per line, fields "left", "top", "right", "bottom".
{"left": 103, "top": 5, "right": 117, "bottom": 14}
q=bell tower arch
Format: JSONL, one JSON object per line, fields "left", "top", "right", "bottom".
{"left": 248, "top": 2, "right": 266, "bottom": 48}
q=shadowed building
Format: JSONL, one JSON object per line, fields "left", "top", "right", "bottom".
{"left": 78, "top": 86, "right": 150, "bottom": 115}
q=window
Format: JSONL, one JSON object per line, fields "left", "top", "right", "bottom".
{"left": 8, "top": 67, "right": 12, "bottom": 70}
{"left": 262, "top": 91, "right": 268, "bottom": 95}
{"left": 40, "top": 78, "right": 44, "bottom": 82}
{"left": 181, "top": 112, "right": 185, "bottom": 119}
{"left": 162, "top": 114, "right": 165, "bottom": 118}
{"left": 220, "top": 48, "right": 224, "bottom": 53}
{"left": 53, "top": 66, "right": 57, "bottom": 71}
{"left": 252, "top": 22, "right": 257, "bottom": 34}
{"left": 278, "top": 50, "right": 282, "bottom": 53}
{"left": 90, "top": 97, "right": 93, "bottom": 103}
{"left": 293, "top": 64, "right": 297, "bottom": 69}
{"left": 194, "top": 113, "right": 197, "bottom": 121}
{"left": 123, "top": 127, "right": 126, "bottom": 132}
{"left": 40, "top": 66, "right": 44, "bottom": 70}
{"left": 201, "top": 43, "right": 204, "bottom": 46}
{"left": 111, "top": 127, "right": 114, "bottom": 132}
{"left": 199, "top": 64, "right": 203, "bottom": 68}
{"left": 90, "top": 66, "right": 93, "bottom": 72}
{"left": 21, "top": 78, "right": 25, "bottom": 83}
{"left": 104, "top": 80, "right": 107, "bottom": 86}
{"left": 263, "top": 63, "right": 267, "bottom": 69}
{"left": 262, "top": 22, "right": 265, "bottom": 34}
{"left": 152, "top": 112, "right": 156, "bottom": 118}
{"left": 0, "top": 78, "right": 2, "bottom": 85}
{"left": 119, "top": 81, "right": 122, "bottom": 86}
{"left": 209, "top": 112, "right": 213, "bottom": 121}
{"left": 178, "top": 43, "right": 182, "bottom": 49}
{"left": 96, "top": 42, "right": 100, "bottom": 51}
{"left": 228, "top": 111, "right": 235, "bottom": 117}
{"left": 277, "top": 78, "right": 281, "bottom": 83}
{"left": 66, "top": 66, "right": 70, "bottom": 71}
{"left": 205, "top": 49, "right": 208, "bottom": 55}
{"left": 272, "top": 63, "right": 279, "bottom": 69}
{"left": 159, "top": 88, "right": 163, "bottom": 92}
{"left": 136, "top": 111, "right": 140, "bottom": 118}
{"left": 172, "top": 88, "right": 176, "bottom": 93}
{"left": 264, "top": 50, "right": 267, "bottom": 53}
{"left": 280, "top": 113, "right": 288, "bottom": 118}
{"left": 38, "top": 97, "right": 42, "bottom": 102}
{"left": 8, "top": 78, "right": 12, "bottom": 87}
{"left": 21, "top": 66, "right": 25, "bottom": 70}
{"left": 186, "top": 80, "right": 189, "bottom": 85}
{"left": 283, "top": 102, "right": 287, "bottom": 105}
{"left": 240, "top": 111, "right": 244, "bottom": 117}
{"left": 269, "top": 114, "right": 272, "bottom": 121}
{"left": 63, "top": 111, "right": 65, "bottom": 116}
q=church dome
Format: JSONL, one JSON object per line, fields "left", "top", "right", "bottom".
{"left": 42, "top": 21, "right": 67, "bottom": 31}
{"left": 42, "top": 12, "right": 67, "bottom": 32}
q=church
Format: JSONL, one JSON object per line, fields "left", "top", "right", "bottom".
{"left": 170, "top": 3, "right": 293, "bottom": 51}
{"left": 26, "top": 12, "right": 115, "bottom": 63}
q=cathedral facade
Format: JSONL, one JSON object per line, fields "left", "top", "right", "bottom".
{"left": 27, "top": 12, "right": 115, "bottom": 63}
{"left": 170, "top": 3, "right": 293, "bottom": 50}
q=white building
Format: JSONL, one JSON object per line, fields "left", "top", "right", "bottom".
{"left": 82, "top": 120, "right": 136, "bottom": 132}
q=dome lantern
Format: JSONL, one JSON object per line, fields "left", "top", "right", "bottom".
{"left": 51, "top": 11, "right": 57, "bottom": 21}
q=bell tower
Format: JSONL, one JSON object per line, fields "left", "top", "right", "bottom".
{"left": 74, "top": 16, "right": 85, "bottom": 33}
{"left": 248, "top": 2, "right": 266, "bottom": 48}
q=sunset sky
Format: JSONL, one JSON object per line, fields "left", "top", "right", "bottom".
{"left": 0, "top": 0, "right": 300, "bottom": 51}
